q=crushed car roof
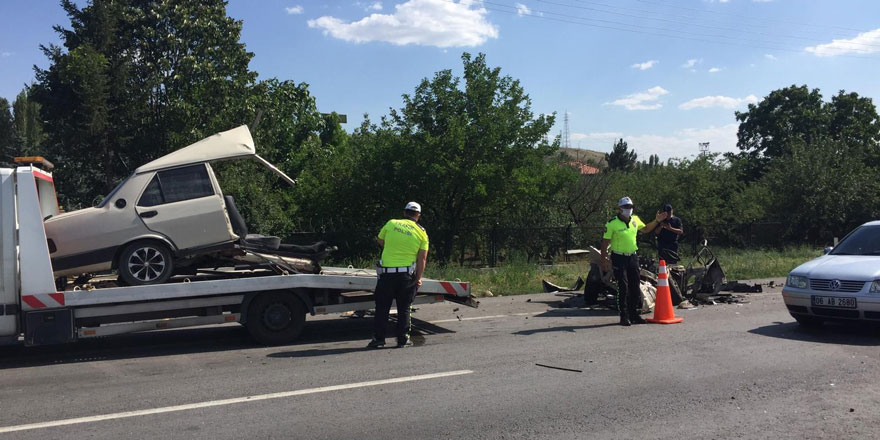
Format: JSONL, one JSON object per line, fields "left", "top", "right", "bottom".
{"left": 135, "top": 125, "right": 256, "bottom": 174}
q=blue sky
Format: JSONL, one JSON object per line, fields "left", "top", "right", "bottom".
{"left": 1, "top": 0, "right": 878, "bottom": 160}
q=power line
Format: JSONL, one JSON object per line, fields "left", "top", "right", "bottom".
{"left": 471, "top": 1, "right": 877, "bottom": 59}
{"left": 540, "top": 0, "right": 880, "bottom": 49}
{"left": 634, "top": 0, "right": 874, "bottom": 34}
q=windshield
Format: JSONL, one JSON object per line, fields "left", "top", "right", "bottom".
{"left": 96, "top": 176, "right": 130, "bottom": 208}
{"left": 830, "top": 225, "right": 880, "bottom": 256}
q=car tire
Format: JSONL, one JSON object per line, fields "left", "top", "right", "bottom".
{"left": 117, "top": 241, "right": 174, "bottom": 286}
{"left": 246, "top": 292, "right": 306, "bottom": 345}
{"left": 793, "top": 314, "right": 823, "bottom": 327}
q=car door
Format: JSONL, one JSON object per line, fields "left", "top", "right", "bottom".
{"left": 134, "top": 164, "right": 235, "bottom": 251}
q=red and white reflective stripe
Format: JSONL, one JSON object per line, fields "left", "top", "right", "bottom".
{"left": 20, "top": 292, "right": 66, "bottom": 310}
{"left": 656, "top": 259, "right": 668, "bottom": 286}
{"left": 32, "top": 169, "right": 54, "bottom": 183}
{"left": 438, "top": 281, "right": 469, "bottom": 296}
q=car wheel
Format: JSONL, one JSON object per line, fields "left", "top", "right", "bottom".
{"left": 118, "top": 241, "right": 174, "bottom": 286}
{"left": 793, "top": 314, "right": 823, "bottom": 327}
{"left": 246, "top": 292, "right": 306, "bottom": 345}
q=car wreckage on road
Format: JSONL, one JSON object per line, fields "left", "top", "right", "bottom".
{"left": 45, "top": 125, "right": 328, "bottom": 286}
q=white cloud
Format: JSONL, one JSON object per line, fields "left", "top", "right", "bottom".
{"left": 572, "top": 123, "right": 739, "bottom": 160}
{"left": 285, "top": 5, "right": 304, "bottom": 14}
{"left": 0, "top": 52, "right": 13, "bottom": 58}
{"left": 708, "top": 67, "right": 723, "bottom": 73}
{"left": 805, "top": 28, "right": 880, "bottom": 57}
{"left": 679, "top": 94, "right": 758, "bottom": 110}
{"left": 607, "top": 86, "right": 669, "bottom": 110}
{"left": 369, "top": 2, "right": 383, "bottom": 11}
{"left": 631, "top": 60, "right": 658, "bottom": 70}
{"left": 681, "top": 58, "right": 701, "bottom": 71}
{"left": 764, "top": 53, "right": 777, "bottom": 61}
{"left": 515, "top": 3, "right": 530, "bottom": 16}
{"left": 307, "top": 0, "right": 499, "bottom": 48}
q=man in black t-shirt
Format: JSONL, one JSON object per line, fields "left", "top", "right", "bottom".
{"left": 655, "top": 204, "right": 684, "bottom": 264}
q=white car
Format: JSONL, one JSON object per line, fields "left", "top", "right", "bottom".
{"left": 44, "top": 125, "right": 310, "bottom": 286}
{"left": 782, "top": 221, "right": 880, "bottom": 326}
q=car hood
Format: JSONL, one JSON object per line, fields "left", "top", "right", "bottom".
{"left": 792, "top": 255, "right": 880, "bottom": 280}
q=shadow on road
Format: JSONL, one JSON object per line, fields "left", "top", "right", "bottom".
{"left": 513, "top": 322, "right": 619, "bottom": 335}
{"left": 0, "top": 315, "right": 453, "bottom": 369}
{"left": 749, "top": 321, "right": 880, "bottom": 346}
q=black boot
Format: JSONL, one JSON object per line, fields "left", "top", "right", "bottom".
{"left": 630, "top": 314, "right": 647, "bottom": 325}
{"left": 619, "top": 315, "right": 631, "bottom": 326}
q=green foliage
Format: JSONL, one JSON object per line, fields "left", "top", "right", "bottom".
{"left": 0, "top": 98, "right": 13, "bottom": 164}
{"left": 731, "top": 85, "right": 880, "bottom": 180}
{"left": 605, "top": 138, "right": 637, "bottom": 171}
{"left": 760, "top": 137, "right": 880, "bottom": 241}
{"left": 11, "top": 89, "right": 47, "bottom": 156}
{"left": 341, "top": 53, "right": 570, "bottom": 263}
{"left": 34, "top": 0, "right": 256, "bottom": 208}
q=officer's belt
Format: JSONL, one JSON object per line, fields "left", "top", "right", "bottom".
{"left": 379, "top": 266, "right": 413, "bottom": 274}
{"left": 611, "top": 251, "right": 637, "bottom": 257}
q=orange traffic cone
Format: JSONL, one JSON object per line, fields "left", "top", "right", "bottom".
{"left": 647, "top": 260, "right": 683, "bottom": 324}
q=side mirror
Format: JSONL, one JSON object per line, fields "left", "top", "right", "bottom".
{"left": 115, "top": 199, "right": 127, "bottom": 209}
{"left": 823, "top": 246, "right": 833, "bottom": 255}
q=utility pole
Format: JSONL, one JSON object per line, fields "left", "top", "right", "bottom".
{"left": 699, "top": 142, "right": 710, "bottom": 156}
{"left": 562, "top": 111, "right": 571, "bottom": 149}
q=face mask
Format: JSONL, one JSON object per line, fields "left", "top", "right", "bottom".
{"left": 621, "top": 208, "right": 633, "bottom": 217}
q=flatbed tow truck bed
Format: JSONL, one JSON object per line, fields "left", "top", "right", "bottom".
{"left": 2, "top": 165, "right": 476, "bottom": 347}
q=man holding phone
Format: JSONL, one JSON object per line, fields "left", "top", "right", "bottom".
{"left": 655, "top": 204, "right": 684, "bottom": 264}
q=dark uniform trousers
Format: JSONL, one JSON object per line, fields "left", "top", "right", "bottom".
{"left": 611, "top": 253, "right": 642, "bottom": 318}
{"left": 373, "top": 272, "right": 419, "bottom": 343}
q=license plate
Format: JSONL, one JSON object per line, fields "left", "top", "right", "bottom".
{"left": 811, "top": 296, "right": 857, "bottom": 308}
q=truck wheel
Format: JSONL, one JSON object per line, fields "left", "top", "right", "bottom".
{"left": 118, "top": 241, "right": 174, "bottom": 286}
{"left": 246, "top": 292, "right": 306, "bottom": 345}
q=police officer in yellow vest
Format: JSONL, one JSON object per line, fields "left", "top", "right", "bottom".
{"left": 600, "top": 196, "right": 667, "bottom": 326}
{"left": 368, "top": 202, "right": 429, "bottom": 348}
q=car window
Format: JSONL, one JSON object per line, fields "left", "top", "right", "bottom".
{"left": 157, "top": 164, "right": 214, "bottom": 204}
{"left": 830, "top": 225, "right": 880, "bottom": 255}
{"left": 137, "top": 175, "right": 165, "bottom": 207}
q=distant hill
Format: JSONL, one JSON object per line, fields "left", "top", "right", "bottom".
{"left": 556, "top": 147, "right": 606, "bottom": 167}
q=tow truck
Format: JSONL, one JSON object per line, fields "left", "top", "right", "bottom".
{"left": 0, "top": 158, "right": 477, "bottom": 346}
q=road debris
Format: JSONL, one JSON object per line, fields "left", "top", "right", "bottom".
{"left": 536, "top": 363, "right": 582, "bottom": 373}
{"left": 541, "top": 277, "right": 584, "bottom": 293}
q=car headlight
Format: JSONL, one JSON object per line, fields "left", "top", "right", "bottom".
{"left": 787, "top": 275, "right": 808, "bottom": 289}
{"left": 870, "top": 280, "right": 880, "bottom": 294}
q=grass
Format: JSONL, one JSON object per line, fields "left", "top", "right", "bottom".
{"left": 421, "top": 245, "right": 823, "bottom": 297}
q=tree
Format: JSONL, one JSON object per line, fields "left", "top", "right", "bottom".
{"left": 325, "top": 53, "right": 567, "bottom": 263}
{"left": 761, "top": 137, "right": 880, "bottom": 241}
{"left": 605, "top": 138, "right": 637, "bottom": 171}
{"left": 11, "top": 89, "right": 46, "bottom": 156}
{"left": 34, "top": 0, "right": 256, "bottom": 208}
{"left": 731, "top": 85, "right": 880, "bottom": 180}
{"left": 0, "top": 98, "right": 13, "bottom": 164}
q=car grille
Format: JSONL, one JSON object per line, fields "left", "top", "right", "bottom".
{"left": 809, "top": 279, "right": 865, "bottom": 293}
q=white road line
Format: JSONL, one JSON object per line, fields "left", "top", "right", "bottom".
{"left": 430, "top": 312, "right": 540, "bottom": 323}
{"left": 0, "top": 370, "right": 474, "bottom": 434}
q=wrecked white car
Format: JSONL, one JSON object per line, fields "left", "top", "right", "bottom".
{"left": 45, "top": 125, "right": 328, "bottom": 285}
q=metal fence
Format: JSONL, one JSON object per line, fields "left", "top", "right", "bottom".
{"left": 286, "top": 221, "right": 848, "bottom": 267}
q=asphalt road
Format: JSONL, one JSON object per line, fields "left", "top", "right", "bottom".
{"left": 1, "top": 279, "right": 878, "bottom": 439}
